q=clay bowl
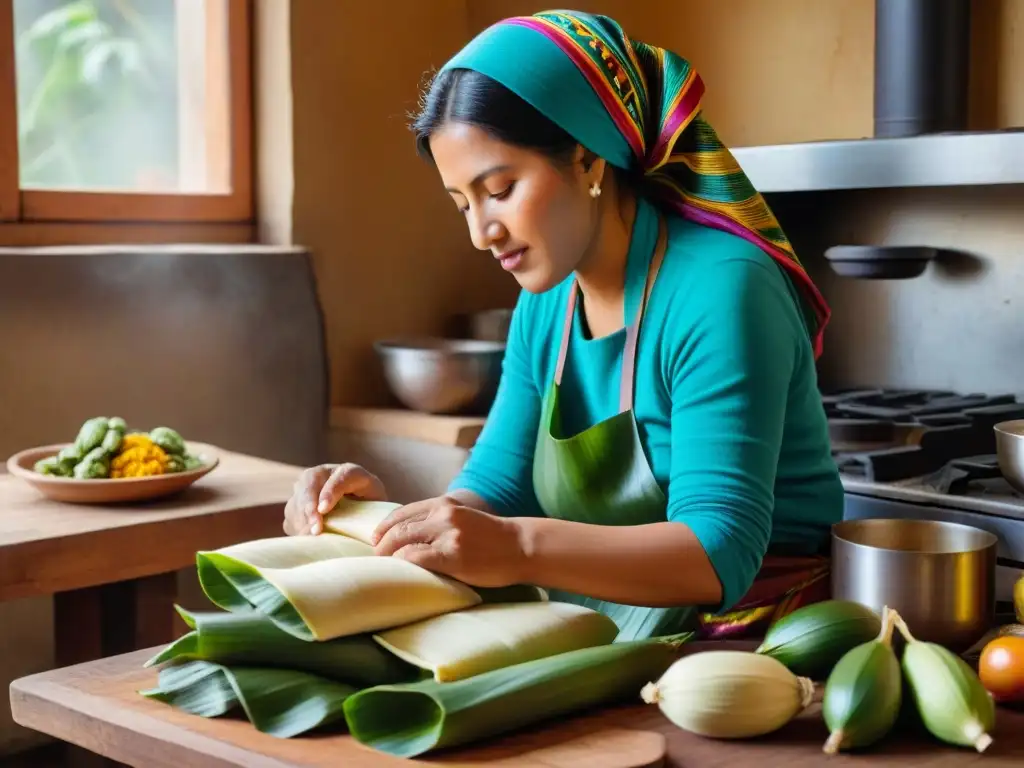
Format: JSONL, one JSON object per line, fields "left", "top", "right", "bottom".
{"left": 5, "top": 442, "right": 220, "bottom": 504}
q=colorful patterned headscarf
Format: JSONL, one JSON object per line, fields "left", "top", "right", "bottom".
{"left": 441, "top": 10, "right": 830, "bottom": 357}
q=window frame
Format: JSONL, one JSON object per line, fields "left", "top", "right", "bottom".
{"left": 0, "top": 0, "right": 252, "bottom": 225}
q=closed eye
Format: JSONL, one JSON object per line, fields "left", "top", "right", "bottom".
{"left": 491, "top": 182, "right": 515, "bottom": 201}
{"left": 456, "top": 182, "right": 516, "bottom": 215}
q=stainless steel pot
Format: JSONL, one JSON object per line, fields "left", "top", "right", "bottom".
{"left": 994, "top": 419, "right": 1024, "bottom": 493}
{"left": 831, "top": 518, "right": 997, "bottom": 651}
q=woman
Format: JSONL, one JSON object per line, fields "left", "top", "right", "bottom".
{"left": 283, "top": 10, "right": 844, "bottom": 642}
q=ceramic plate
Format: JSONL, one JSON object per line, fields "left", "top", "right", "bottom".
{"left": 5, "top": 442, "right": 220, "bottom": 504}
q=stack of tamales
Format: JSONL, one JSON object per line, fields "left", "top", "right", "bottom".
{"left": 141, "top": 499, "right": 691, "bottom": 758}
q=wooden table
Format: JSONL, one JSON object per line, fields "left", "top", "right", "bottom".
{"left": 9, "top": 645, "right": 1024, "bottom": 768}
{"left": 0, "top": 446, "right": 301, "bottom": 668}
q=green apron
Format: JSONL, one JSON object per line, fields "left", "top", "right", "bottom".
{"left": 531, "top": 199, "right": 696, "bottom": 642}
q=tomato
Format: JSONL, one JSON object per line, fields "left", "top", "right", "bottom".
{"left": 979, "top": 635, "right": 1024, "bottom": 704}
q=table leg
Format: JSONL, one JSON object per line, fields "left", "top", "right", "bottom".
{"left": 54, "top": 572, "right": 180, "bottom": 666}
{"left": 53, "top": 572, "right": 180, "bottom": 767}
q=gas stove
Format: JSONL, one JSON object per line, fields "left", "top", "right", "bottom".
{"left": 824, "top": 387, "right": 1024, "bottom": 609}
{"left": 826, "top": 388, "right": 1024, "bottom": 508}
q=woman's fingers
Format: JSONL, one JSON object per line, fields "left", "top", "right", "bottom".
{"left": 373, "top": 506, "right": 444, "bottom": 555}
{"left": 317, "top": 463, "right": 388, "bottom": 514}
{"left": 392, "top": 542, "right": 445, "bottom": 572}
{"left": 283, "top": 463, "right": 387, "bottom": 537}
{"left": 370, "top": 497, "right": 440, "bottom": 546}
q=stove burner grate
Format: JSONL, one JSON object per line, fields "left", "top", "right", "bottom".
{"left": 824, "top": 388, "right": 1024, "bottom": 484}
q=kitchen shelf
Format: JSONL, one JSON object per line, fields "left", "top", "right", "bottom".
{"left": 732, "top": 130, "right": 1024, "bottom": 193}
{"left": 329, "top": 407, "right": 485, "bottom": 449}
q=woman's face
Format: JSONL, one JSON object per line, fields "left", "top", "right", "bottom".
{"left": 428, "top": 121, "right": 601, "bottom": 294}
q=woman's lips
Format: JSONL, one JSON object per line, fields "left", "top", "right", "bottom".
{"left": 497, "top": 248, "right": 526, "bottom": 272}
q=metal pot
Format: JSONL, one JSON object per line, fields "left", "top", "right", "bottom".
{"left": 994, "top": 419, "right": 1024, "bottom": 493}
{"left": 831, "top": 518, "right": 997, "bottom": 651}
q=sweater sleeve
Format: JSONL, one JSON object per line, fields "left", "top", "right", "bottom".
{"left": 446, "top": 291, "right": 545, "bottom": 518}
{"left": 665, "top": 257, "right": 801, "bottom": 613}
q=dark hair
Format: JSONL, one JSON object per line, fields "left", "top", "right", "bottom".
{"left": 410, "top": 68, "right": 582, "bottom": 164}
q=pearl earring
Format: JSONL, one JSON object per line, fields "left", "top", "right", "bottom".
{"left": 589, "top": 182, "right": 602, "bottom": 198}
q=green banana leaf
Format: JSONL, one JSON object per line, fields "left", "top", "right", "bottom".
{"left": 197, "top": 551, "right": 315, "bottom": 638}
{"left": 342, "top": 632, "right": 692, "bottom": 758}
{"left": 195, "top": 551, "right": 253, "bottom": 612}
{"left": 144, "top": 606, "right": 418, "bottom": 687}
{"left": 196, "top": 550, "right": 548, "bottom": 641}
{"left": 140, "top": 659, "right": 356, "bottom": 738}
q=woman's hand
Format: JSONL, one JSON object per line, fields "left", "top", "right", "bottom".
{"left": 283, "top": 463, "right": 387, "bottom": 536}
{"left": 371, "top": 496, "right": 526, "bottom": 587}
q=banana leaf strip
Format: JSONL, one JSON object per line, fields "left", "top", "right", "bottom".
{"left": 144, "top": 606, "right": 418, "bottom": 687}
{"left": 342, "top": 632, "right": 692, "bottom": 758}
{"left": 139, "top": 659, "right": 357, "bottom": 739}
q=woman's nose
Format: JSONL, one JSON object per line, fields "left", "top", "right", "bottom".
{"left": 468, "top": 213, "right": 507, "bottom": 252}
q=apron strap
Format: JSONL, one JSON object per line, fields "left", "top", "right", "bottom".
{"left": 554, "top": 216, "right": 666, "bottom": 407}
{"left": 620, "top": 233, "right": 664, "bottom": 413}
{"left": 553, "top": 283, "right": 579, "bottom": 387}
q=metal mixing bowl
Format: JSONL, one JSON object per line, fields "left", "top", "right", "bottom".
{"left": 994, "top": 419, "right": 1024, "bottom": 493}
{"left": 373, "top": 338, "right": 505, "bottom": 415}
{"left": 467, "top": 308, "right": 513, "bottom": 342}
{"left": 831, "top": 518, "right": 997, "bottom": 651}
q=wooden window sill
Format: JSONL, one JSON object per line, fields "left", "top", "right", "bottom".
{"left": 0, "top": 221, "right": 255, "bottom": 246}
{"left": 329, "top": 408, "right": 485, "bottom": 449}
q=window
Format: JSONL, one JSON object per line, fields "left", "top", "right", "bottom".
{"left": 0, "top": 0, "right": 251, "bottom": 224}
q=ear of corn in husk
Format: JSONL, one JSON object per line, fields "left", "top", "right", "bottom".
{"left": 372, "top": 601, "right": 619, "bottom": 682}
{"left": 640, "top": 649, "right": 815, "bottom": 739}
{"left": 755, "top": 599, "right": 883, "bottom": 680}
{"left": 342, "top": 632, "right": 692, "bottom": 758}
{"left": 139, "top": 659, "right": 357, "bottom": 738}
{"left": 196, "top": 533, "right": 483, "bottom": 641}
{"left": 821, "top": 604, "right": 903, "bottom": 754}
{"left": 144, "top": 605, "right": 418, "bottom": 687}
{"left": 891, "top": 609, "right": 996, "bottom": 752}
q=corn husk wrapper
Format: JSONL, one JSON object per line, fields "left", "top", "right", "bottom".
{"left": 196, "top": 532, "right": 483, "bottom": 641}
{"left": 373, "top": 601, "right": 620, "bottom": 682}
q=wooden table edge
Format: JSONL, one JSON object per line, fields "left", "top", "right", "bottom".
{"left": 9, "top": 674, "right": 292, "bottom": 768}
{"left": 0, "top": 500, "right": 290, "bottom": 602}
{"left": 8, "top": 655, "right": 671, "bottom": 768}
{"left": 8, "top": 646, "right": 677, "bottom": 767}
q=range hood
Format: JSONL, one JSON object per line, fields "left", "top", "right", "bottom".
{"left": 730, "top": 0, "right": 1024, "bottom": 194}
{"left": 732, "top": 130, "right": 1024, "bottom": 194}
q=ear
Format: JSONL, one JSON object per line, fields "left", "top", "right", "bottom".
{"left": 573, "top": 145, "right": 607, "bottom": 190}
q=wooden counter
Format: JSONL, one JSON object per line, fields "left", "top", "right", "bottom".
{"left": 9, "top": 645, "right": 1024, "bottom": 768}
{"left": 330, "top": 407, "right": 485, "bottom": 449}
{"left": 0, "top": 447, "right": 301, "bottom": 601}
{"left": 0, "top": 446, "right": 302, "bottom": 668}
